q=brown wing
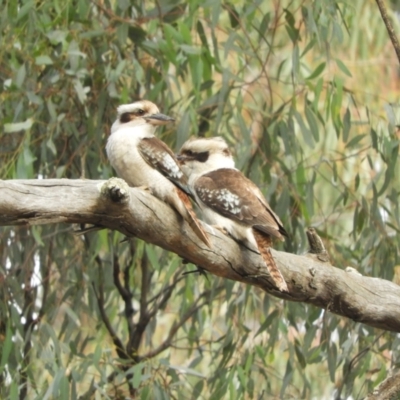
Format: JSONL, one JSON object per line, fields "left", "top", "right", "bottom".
{"left": 138, "top": 137, "right": 191, "bottom": 195}
{"left": 194, "top": 169, "right": 287, "bottom": 239}
{"left": 246, "top": 179, "right": 288, "bottom": 238}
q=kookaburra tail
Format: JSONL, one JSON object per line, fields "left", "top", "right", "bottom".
{"left": 106, "top": 100, "right": 210, "bottom": 247}
{"left": 252, "top": 229, "right": 287, "bottom": 292}
{"left": 177, "top": 136, "right": 288, "bottom": 291}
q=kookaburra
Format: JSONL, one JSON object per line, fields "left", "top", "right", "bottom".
{"left": 177, "top": 137, "right": 288, "bottom": 291}
{"left": 106, "top": 100, "right": 210, "bottom": 247}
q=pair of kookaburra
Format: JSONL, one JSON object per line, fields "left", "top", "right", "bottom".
{"left": 106, "top": 100, "right": 289, "bottom": 292}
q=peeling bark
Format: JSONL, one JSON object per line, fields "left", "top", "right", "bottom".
{"left": 1, "top": 178, "right": 400, "bottom": 332}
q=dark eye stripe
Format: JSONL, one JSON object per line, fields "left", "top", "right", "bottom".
{"left": 120, "top": 112, "right": 132, "bottom": 123}
{"left": 195, "top": 151, "right": 209, "bottom": 162}
{"left": 119, "top": 109, "right": 146, "bottom": 123}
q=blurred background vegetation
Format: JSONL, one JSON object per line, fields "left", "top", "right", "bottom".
{"left": 0, "top": 0, "right": 399, "bottom": 398}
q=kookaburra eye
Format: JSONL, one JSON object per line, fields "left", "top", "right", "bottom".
{"left": 137, "top": 109, "right": 145, "bottom": 115}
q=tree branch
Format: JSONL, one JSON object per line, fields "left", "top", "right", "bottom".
{"left": 128, "top": 251, "right": 150, "bottom": 356}
{"left": 112, "top": 253, "right": 136, "bottom": 349}
{"left": 336, "top": 332, "right": 385, "bottom": 400}
{"left": 139, "top": 286, "right": 223, "bottom": 361}
{"left": 365, "top": 369, "right": 400, "bottom": 400}
{"left": 92, "top": 274, "right": 127, "bottom": 360}
{"left": 1, "top": 178, "right": 400, "bottom": 332}
{"left": 375, "top": 0, "right": 400, "bottom": 65}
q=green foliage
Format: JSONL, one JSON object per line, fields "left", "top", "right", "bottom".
{"left": 0, "top": 0, "right": 399, "bottom": 398}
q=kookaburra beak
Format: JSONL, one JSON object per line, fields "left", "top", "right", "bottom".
{"left": 176, "top": 153, "right": 187, "bottom": 161}
{"left": 144, "top": 113, "right": 175, "bottom": 126}
{"left": 176, "top": 152, "right": 202, "bottom": 162}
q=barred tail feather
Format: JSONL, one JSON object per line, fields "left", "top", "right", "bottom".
{"left": 253, "top": 230, "right": 288, "bottom": 292}
{"left": 177, "top": 190, "right": 211, "bottom": 248}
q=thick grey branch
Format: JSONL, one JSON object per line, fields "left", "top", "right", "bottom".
{"left": 0, "top": 178, "right": 400, "bottom": 332}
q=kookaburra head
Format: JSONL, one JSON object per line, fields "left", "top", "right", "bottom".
{"left": 111, "top": 100, "right": 175, "bottom": 134}
{"left": 177, "top": 136, "right": 236, "bottom": 183}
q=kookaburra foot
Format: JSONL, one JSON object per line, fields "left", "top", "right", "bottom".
{"left": 100, "top": 178, "right": 130, "bottom": 203}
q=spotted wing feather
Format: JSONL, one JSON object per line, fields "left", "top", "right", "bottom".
{"left": 138, "top": 137, "right": 191, "bottom": 195}
{"left": 194, "top": 169, "right": 287, "bottom": 240}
